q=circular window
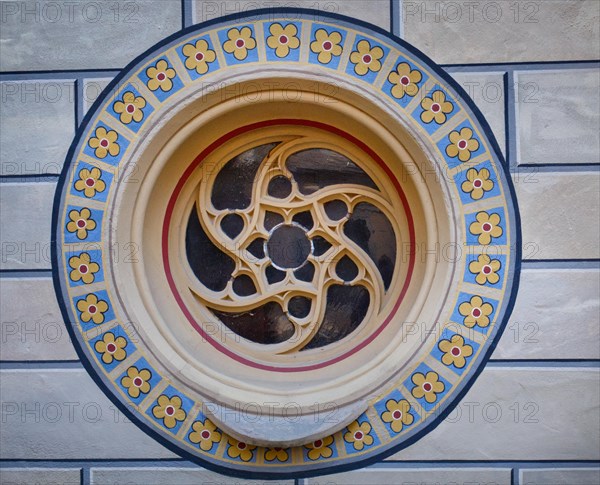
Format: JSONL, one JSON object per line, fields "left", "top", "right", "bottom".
{"left": 53, "top": 10, "right": 520, "bottom": 477}
{"left": 179, "top": 129, "right": 409, "bottom": 357}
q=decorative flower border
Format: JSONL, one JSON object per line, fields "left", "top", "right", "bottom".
{"left": 52, "top": 9, "right": 521, "bottom": 478}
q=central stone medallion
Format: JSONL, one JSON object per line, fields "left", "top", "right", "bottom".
{"left": 266, "top": 223, "right": 312, "bottom": 269}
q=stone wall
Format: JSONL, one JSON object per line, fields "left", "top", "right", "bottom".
{"left": 1, "top": 1, "right": 599, "bottom": 484}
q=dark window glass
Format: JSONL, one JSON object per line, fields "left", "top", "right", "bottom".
{"left": 301, "top": 285, "right": 370, "bottom": 350}
{"left": 344, "top": 202, "right": 396, "bottom": 290}
{"left": 211, "top": 143, "right": 278, "bottom": 210}
{"left": 221, "top": 213, "right": 244, "bottom": 239}
{"left": 186, "top": 205, "right": 235, "bottom": 292}
{"left": 286, "top": 148, "right": 379, "bottom": 194}
{"left": 212, "top": 302, "right": 295, "bottom": 344}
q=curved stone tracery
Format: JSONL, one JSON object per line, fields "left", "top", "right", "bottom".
{"left": 185, "top": 137, "right": 401, "bottom": 353}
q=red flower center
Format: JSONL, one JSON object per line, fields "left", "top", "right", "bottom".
{"left": 106, "top": 343, "right": 116, "bottom": 353}
{"left": 133, "top": 377, "right": 143, "bottom": 387}
{"left": 431, "top": 103, "right": 441, "bottom": 113}
{"left": 423, "top": 382, "right": 432, "bottom": 392}
{"left": 201, "top": 430, "right": 211, "bottom": 439}
{"left": 472, "top": 307, "right": 482, "bottom": 317}
{"left": 238, "top": 442, "right": 247, "bottom": 450}
{"left": 279, "top": 35, "right": 288, "bottom": 44}
{"left": 362, "top": 54, "right": 372, "bottom": 64}
{"left": 157, "top": 72, "right": 166, "bottom": 81}
{"left": 195, "top": 52, "right": 204, "bottom": 61}
{"left": 100, "top": 139, "right": 109, "bottom": 148}
{"left": 322, "top": 40, "right": 332, "bottom": 51}
{"left": 77, "top": 219, "right": 86, "bottom": 228}
{"left": 392, "top": 410, "right": 402, "bottom": 420}
{"left": 482, "top": 222, "right": 493, "bottom": 232}
{"left": 88, "top": 305, "right": 97, "bottom": 314}
{"left": 85, "top": 178, "right": 95, "bottom": 187}
{"left": 473, "top": 179, "right": 483, "bottom": 188}
{"left": 400, "top": 75, "right": 410, "bottom": 86}
{"left": 79, "top": 264, "right": 88, "bottom": 274}
{"left": 313, "top": 439, "right": 323, "bottom": 448}
{"left": 126, "top": 104, "right": 135, "bottom": 113}
{"left": 236, "top": 38, "right": 245, "bottom": 48}
{"left": 354, "top": 431, "right": 364, "bottom": 440}
{"left": 451, "top": 346, "right": 461, "bottom": 356}
{"left": 482, "top": 265, "right": 492, "bottom": 274}
{"left": 458, "top": 139, "right": 468, "bottom": 149}
{"left": 165, "top": 405, "right": 175, "bottom": 416}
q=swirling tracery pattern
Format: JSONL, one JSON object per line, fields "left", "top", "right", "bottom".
{"left": 186, "top": 138, "right": 401, "bottom": 353}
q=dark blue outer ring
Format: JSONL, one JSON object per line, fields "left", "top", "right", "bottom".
{"left": 51, "top": 7, "right": 522, "bottom": 479}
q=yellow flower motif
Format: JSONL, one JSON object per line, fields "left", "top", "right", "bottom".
{"left": 152, "top": 395, "right": 187, "bottom": 429}
{"left": 223, "top": 27, "right": 256, "bottom": 61}
{"left": 66, "top": 208, "right": 96, "bottom": 240}
{"left": 76, "top": 293, "right": 108, "bottom": 324}
{"left": 446, "top": 127, "right": 480, "bottom": 162}
{"left": 120, "top": 366, "right": 152, "bottom": 398}
{"left": 189, "top": 419, "right": 221, "bottom": 451}
{"left": 459, "top": 295, "right": 494, "bottom": 328}
{"left": 350, "top": 40, "right": 384, "bottom": 76}
{"left": 421, "top": 90, "right": 454, "bottom": 124}
{"left": 68, "top": 252, "right": 99, "bottom": 284}
{"left": 469, "top": 254, "right": 502, "bottom": 285}
{"left": 305, "top": 435, "right": 334, "bottom": 460}
{"left": 74, "top": 167, "right": 106, "bottom": 198}
{"left": 388, "top": 63, "right": 422, "bottom": 99}
{"left": 343, "top": 420, "right": 374, "bottom": 451}
{"left": 381, "top": 399, "right": 414, "bottom": 433}
{"left": 226, "top": 437, "right": 256, "bottom": 461}
{"left": 182, "top": 39, "right": 216, "bottom": 74}
{"left": 438, "top": 334, "right": 474, "bottom": 369}
{"left": 87, "top": 127, "right": 120, "bottom": 159}
{"left": 411, "top": 371, "right": 444, "bottom": 403}
{"left": 264, "top": 447, "right": 289, "bottom": 462}
{"left": 462, "top": 168, "right": 494, "bottom": 200}
{"left": 146, "top": 59, "right": 176, "bottom": 92}
{"left": 113, "top": 91, "right": 146, "bottom": 124}
{"left": 266, "top": 23, "right": 300, "bottom": 58}
{"left": 94, "top": 332, "right": 127, "bottom": 364}
{"left": 310, "top": 28, "right": 343, "bottom": 64}
{"left": 470, "top": 211, "right": 503, "bottom": 245}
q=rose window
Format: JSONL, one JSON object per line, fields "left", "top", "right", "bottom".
{"left": 53, "top": 10, "right": 519, "bottom": 477}
{"left": 184, "top": 138, "right": 402, "bottom": 354}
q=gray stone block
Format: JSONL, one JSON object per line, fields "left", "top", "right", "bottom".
{"left": 91, "top": 467, "right": 293, "bottom": 485}
{"left": 0, "top": 369, "right": 177, "bottom": 459}
{"left": 2, "top": 367, "right": 598, "bottom": 461}
{"left": 307, "top": 467, "right": 511, "bottom": 484}
{"left": 520, "top": 467, "right": 600, "bottom": 485}
{"left": 0, "top": 468, "right": 81, "bottom": 485}
{"left": 514, "top": 171, "right": 600, "bottom": 260}
{"left": 0, "top": 182, "right": 55, "bottom": 270}
{"left": 83, "top": 78, "right": 114, "bottom": 115}
{"left": 1, "top": 81, "right": 75, "bottom": 175}
{"left": 494, "top": 268, "right": 600, "bottom": 360}
{"left": 193, "top": 1, "right": 391, "bottom": 30}
{"left": 402, "top": 0, "right": 600, "bottom": 64}
{"left": 0, "top": 1, "right": 182, "bottom": 71}
{"left": 4, "top": 268, "right": 596, "bottom": 363}
{"left": 1, "top": 268, "right": 594, "bottom": 363}
{"left": 516, "top": 69, "right": 600, "bottom": 165}
{"left": 0, "top": 277, "right": 78, "bottom": 361}
{"left": 388, "top": 367, "right": 600, "bottom": 460}
{"left": 451, "top": 72, "right": 506, "bottom": 155}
